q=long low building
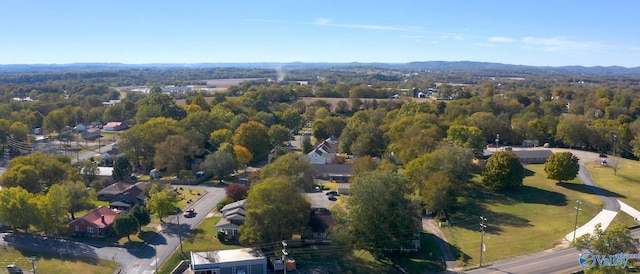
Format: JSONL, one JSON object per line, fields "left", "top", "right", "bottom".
{"left": 190, "top": 248, "right": 267, "bottom": 274}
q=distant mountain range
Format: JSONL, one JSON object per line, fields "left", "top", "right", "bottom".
{"left": 1, "top": 61, "right": 639, "bottom": 76}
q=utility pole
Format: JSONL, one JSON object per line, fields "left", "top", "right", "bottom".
{"left": 177, "top": 214, "right": 184, "bottom": 254}
{"left": 30, "top": 256, "right": 38, "bottom": 274}
{"left": 573, "top": 200, "right": 582, "bottom": 243}
{"left": 479, "top": 216, "right": 487, "bottom": 267}
{"left": 282, "top": 241, "right": 288, "bottom": 274}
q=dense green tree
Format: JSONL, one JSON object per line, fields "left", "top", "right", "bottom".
{"left": 239, "top": 177, "right": 309, "bottom": 245}
{"left": 135, "top": 93, "right": 187, "bottom": 124}
{"left": 279, "top": 109, "right": 303, "bottom": 130}
{"left": 482, "top": 151, "right": 524, "bottom": 190}
{"left": 313, "top": 117, "right": 346, "bottom": 141}
{"left": 9, "top": 121, "right": 29, "bottom": 142}
{"left": 343, "top": 170, "right": 420, "bottom": 259}
{"left": 43, "top": 109, "right": 68, "bottom": 134}
{"left": 78, "top": 159, "right": 99, "bottom": 185}
{"left": 544, "top": 152, "right": 580, "bottom": 182}
{"left": 230, "top": 113, "right": 250, "bottom": 130}
{"left": 445, "top": 125, "right": 486, "bottom": 158}
{"left": 0, "top": 152, "right": 76, "bottom": 193}
{"left": 190, "top": 94, "right": 211, "bottom": 111}
{"left": 0, "top": 187, "right": 36, "bottom": 230}
{"left": 146, "top": 185, "right": 178, "bottom": 222}
{"left": 233, "top": 121, "right": 271, "bottom": 161}
{"left": 405, "top": 146, "right": 475, "bottom": 212}
{"left": 113, "top": 213, "right": 139, "bottom": 241}
{"left": 62, "top": 181, "right": 92, "bottom": 220}
{"left": 339, "top": 110, "right": 386, "bottom": 156}
{"left": 210, "top": 129, "right": 233, "bottom": 150}
{"left": 203, "top": 149, "right": 237, "bottom": 183}
{"left": 112, "top": 156, "right": 133, "bottom": 182}
{"left": 301, "top": 135, "right": 313, "bottom": 153}
{"left": 556, "top": 115, "right": 590, "bottom": 148}
{"left": 153, "top": 134, "right": 201, "bottom": 177}
{"left": 34, "top": 184, "right": 70, "bottom": 235}
{"left": 467, "top": 111, "right": 515, "bottom": 145}
{"left": 119, "top": 117, "right": 184, "bottom": 169}
{"left": 268, "top": 124, "right": 291, "bottom": 146}
{"left": 130, "top": 204, "right": 151, "bottom": 232}
{"left": 259, "top": 153, "right": 315, "bottom": 191}
{"left": 0, "top": 165, "right": 40, "bottom": 193}
{"left": 0, "top": 119, "right": 11, "bottom": 145}
{"left": 350, "top": 156, "right": 378, "bottom": 176}
{"left": 179, "top": 111, "right": 225, "bottom": 145}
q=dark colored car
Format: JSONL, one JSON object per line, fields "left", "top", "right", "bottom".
{"left": 325, "top": 190, "right": 338, "bottom": 196}
{"left": 328, "top": 195, "right": 337, "bottom": 201}
{"left": 599, "top": 153, "right": 608, "bottom": 158}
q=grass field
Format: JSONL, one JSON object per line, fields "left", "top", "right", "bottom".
{"left": 584, "top": 159, "right": 640, "bottom": 211}
{"left": 444, "top": 164, "right": 602, "bottom": 266}
{"left": 0, "top": 246, "right": 117, "bottom": 274}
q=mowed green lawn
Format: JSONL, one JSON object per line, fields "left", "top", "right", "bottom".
{"left": 0, "top": 246, "right": 117, "bottom": 274}
{"left": 584, "top": 159, "right": 640, "bottom": 211}
{"left": 444, "top": 164, "right": 601, "bottom": 266}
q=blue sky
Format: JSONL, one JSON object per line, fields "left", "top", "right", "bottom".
{"left": 1, "top": 1, "right": 639, "bottom": 67}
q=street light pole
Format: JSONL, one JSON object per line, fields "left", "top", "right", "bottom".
{"left": 613, "top": 134, "right": 617, "bottom": 157}
{"left": 573, "top": 200, "right": 582, "bottom": 243}
{"left": 479, "top": 216, "right": 487, "bottom": 267}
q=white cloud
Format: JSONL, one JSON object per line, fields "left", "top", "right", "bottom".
{"left": 489, "top": 37, "right": 515, "bottom": 43}
{"left": 314, "top": 19, "right": 424, "bottom": 33}
{"left": 315, "top": 18, "right": 331, "bottom": 25}
{"left": 521, "top": 36, "right": 607, "bottom": 52}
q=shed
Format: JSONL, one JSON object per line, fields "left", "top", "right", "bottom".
{"left": 512, "top": 150, "right": 553, "bottom": 164}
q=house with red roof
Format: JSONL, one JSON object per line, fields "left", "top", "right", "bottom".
{"left": 69, "top": 206, "right": 120, "bottom": 237}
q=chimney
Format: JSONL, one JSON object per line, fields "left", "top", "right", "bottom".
{"left": 101, "top": 215, "right": 105, "bottom": 223}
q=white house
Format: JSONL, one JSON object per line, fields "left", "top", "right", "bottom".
{"left": 215, "top": 199, "right": 246, "bottom": 239}
{"left": 307, "top": 136, "right": 339, "bottom": 164}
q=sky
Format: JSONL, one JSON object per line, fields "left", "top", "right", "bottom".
{"left": 1, "top": 1, "right": 639, "bottom": 67}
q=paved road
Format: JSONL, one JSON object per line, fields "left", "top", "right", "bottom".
{"left": 466, "top": 229, "right": 640, "bottom": 274}
{"left": 0, "top": 185, "right": 226, "bottom": 274}
{"left": 422, "top": 217, "right": 458, "bottom": 271}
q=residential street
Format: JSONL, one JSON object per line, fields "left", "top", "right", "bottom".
{"left": 0, "top": 184, "right": 226, "bottom": 274}
{"left": 466, "top": 228, "right": 640, "bottom": 274}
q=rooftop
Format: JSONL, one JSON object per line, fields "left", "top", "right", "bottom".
{"left": 191, "top": 248, "right": 265, "bottom": 267}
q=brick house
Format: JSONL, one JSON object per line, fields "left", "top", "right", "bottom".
{"left": 69, "top": 206, "right": 120, "bottom": 237}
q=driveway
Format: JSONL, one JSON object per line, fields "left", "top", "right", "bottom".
{"left": 306, "top": 190, "right": 338, "bottom": 209}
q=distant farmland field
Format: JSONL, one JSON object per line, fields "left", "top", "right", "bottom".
{"left": 205, "top": 78, "right": 263, "bottom": 88}
{"left": 177, "top": 96, "right": 432, "bottom": 109}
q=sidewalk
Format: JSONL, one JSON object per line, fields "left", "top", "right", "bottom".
{"left": 564, "top": 209, "right": 618, "bottom": 242}
{"left": 619, "top": 200, "right": 640, "bottom": 223}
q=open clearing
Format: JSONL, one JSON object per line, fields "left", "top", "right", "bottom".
{"left": 444, "top": 164, "right": 600, "bottom": 266}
